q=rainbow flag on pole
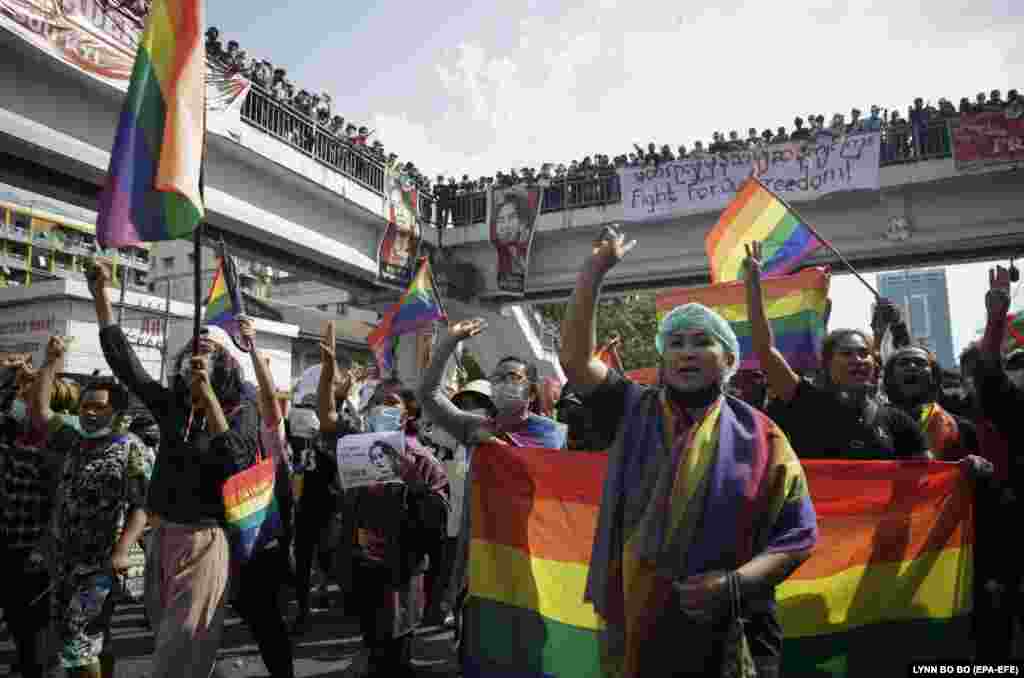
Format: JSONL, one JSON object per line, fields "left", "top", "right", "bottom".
{"left": 203, "top": 242, "right": 248, "bottom": 352}
{"left": 656, "top": 267, "right": 831, "bottom": 371}
{"left": 368, "top": 257, "right": 446, "bottom": 372}
{"left": 465, "top": 446, "right": 974, "bottom": 677}
{"left": 706, "top": 177, "right": 821, "bottom": 284}
{"left": 96, "top": 0, "right": 206, "bottom": 248}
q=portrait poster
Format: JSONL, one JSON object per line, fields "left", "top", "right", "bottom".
{"left": 335, "top": 430, "right": 405, "bottom": 490}
{"left": 378, "top": 170, "right": 422, "bottom": 288}
{"left": 488, "top": 185, "right": 541, "bottom": 295}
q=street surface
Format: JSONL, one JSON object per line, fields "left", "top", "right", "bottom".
{"left": 1, "top": 595, "right": 459, "bottom": 677}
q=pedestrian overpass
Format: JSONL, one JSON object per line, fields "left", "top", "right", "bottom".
{"left": 3, "top": 15, "right": 1022, "bottom": 386}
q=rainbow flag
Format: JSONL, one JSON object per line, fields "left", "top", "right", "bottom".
{"left": 706, "top": 177, "right": 821, "bottom": 284}
{"left": 465, "top": 446, "right": 974, "bottom": 677}
{"left": 778, "top": 460, "right": 974, "bottom": 675}
{"left": 203, "top": 243, "right": 248, "bottom": 352}
{"left": 222, "top": 456, "right": 282, "bottom": 562}
{"left": 464, "top": 444, "right": 605, "bottom": 677}
{"left": 96, "top": 0, "right": 206, "bottom": 248}
{"left": 656, "top": 267, "right": 830, "bottom": 371}
{"left": 368, "top": 257, "right": 446, "bottom": 372}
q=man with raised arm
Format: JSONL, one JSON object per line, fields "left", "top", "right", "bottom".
{"left": 562, "top": 226, "right": 817, "bottom": 677}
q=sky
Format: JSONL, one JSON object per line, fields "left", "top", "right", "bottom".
{"left": 209, "top": 0, "right": 1024, "bottom": 360}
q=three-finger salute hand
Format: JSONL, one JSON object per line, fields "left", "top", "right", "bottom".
{"left": 590, "top": 224, "right": 636, "bottom": 273}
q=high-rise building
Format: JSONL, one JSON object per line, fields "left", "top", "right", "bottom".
{"left": 877, "top": 268, "right": 956, "bottom": 368}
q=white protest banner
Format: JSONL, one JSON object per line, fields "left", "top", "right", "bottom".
{"left": 336, "top": 431, "right": 404, "bottom": 490}
{"left": 619, "top": 132, "right": 881, "bottom": 221}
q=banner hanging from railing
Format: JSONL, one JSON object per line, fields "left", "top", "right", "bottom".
{"left": 0, "top": 0, "right": 251, "bottom": 131}
{"left": 949, "top": 111, "right": 1024, "bottom": 172}
{"left": 377, "top": 169, "right": 422, "bottom": 288}
{"left": 618, "top": 132, "right": 881, "bottom": 222}
{"left": 488, "top": 185, "right": 541, "bottom": 296}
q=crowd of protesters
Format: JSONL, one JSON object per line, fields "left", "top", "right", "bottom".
{"left": 1, "top": 236, "right": 1022, "bottom": 676}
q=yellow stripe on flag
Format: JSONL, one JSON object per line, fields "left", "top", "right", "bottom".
{"left": 469, "top": 539, "right": 601, "bottom": 631}
{"left": 777, "top": 546, "right": 973, "bottom": 638}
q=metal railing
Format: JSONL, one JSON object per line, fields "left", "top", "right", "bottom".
{"left": 236, "top": 85, "right": 956, "bottom": 228}
{"left": 240, "top": 86, "right": 386, "bottom": 194}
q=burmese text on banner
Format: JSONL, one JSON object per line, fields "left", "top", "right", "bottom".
{"left": 950, "top": 111, "right": 1024, "bottom": 172}
{"left": 619, "top": 132, "right": 881, "bottom": 221}
{"left": 488, "top": 185, "right": 542, "bottom": 296}
{"left": 464, "top": 444, "right": 973, "bottom": 677}
{"left": 378, "top": 169, "right": 422, "bottom": 287}
{"left": 0, "top": 0, "right": 251, "bottom": 129}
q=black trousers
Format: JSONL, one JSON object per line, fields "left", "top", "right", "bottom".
{"left": 293, "top": 482, "right": 337, "bottom": 614}
{"left": 233, "top": 546, "right": 295, "bottom": 678}
{"left": 351, "top": 560, "right": 416, "bottom": 677}
{"left": 0, "top": 547, "right": 52, "bottom": 678}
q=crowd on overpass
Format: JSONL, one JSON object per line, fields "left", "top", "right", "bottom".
{"left": 1, "top": 237, "right": 1022, "bottom": 675}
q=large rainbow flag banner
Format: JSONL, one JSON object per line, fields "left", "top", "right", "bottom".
{"left": 706, "top": 177, "right": 822, "bottom": 284}
{"left": 656, "top": 267, "right": 831, "bottom": 371}
{"left": 465, "top": 445, "right": 974, "bottom": 677}
{"left": 368, "top": 257, "right": 446, "bottom": 372}
{"left": 96, "top": 0, "right": 206, "bottom": 248}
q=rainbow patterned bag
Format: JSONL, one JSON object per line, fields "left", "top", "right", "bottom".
{"left": 222, "top": 448, "right": 282, "bottom": 563}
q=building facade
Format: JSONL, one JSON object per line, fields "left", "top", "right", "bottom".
{"left": 877, "top": 269, "right": 956, "bottom": 368}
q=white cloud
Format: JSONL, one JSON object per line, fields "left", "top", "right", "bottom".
{"left": 372, "top": 0, "right": 1021, "bottom": 180}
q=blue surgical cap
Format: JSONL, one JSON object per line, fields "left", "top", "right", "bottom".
{"left": 656, "top": 303, "right": 741, "bottom": 368}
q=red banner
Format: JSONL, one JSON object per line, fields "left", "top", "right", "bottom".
{"left": 950, "top": 111, "right": 1024, "bottom": 171}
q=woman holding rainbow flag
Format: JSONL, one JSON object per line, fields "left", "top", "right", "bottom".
{"left": 561, "top": 226, "right": 818, "bottom": 677}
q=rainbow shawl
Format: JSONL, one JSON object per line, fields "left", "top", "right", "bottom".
{"left": 585, "top": 389, "right": 817, "bottom": 677}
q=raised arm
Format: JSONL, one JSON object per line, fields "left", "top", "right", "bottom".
{"left": 240, "top": 317, "right": 280, "bottom": 427}
{"left": 317, "top": 320, "right": 345, "bottom": 434}
{"left": 29, "top": 335, "right": 66, "bottom": 434}
{"left": 871, "top": 298, "right": 911, "bottom": 351}
{"left": 743, "top": 242, "right": 800, "bottom": 403}
{"left": 417, "top": 319, "right": 490, "bottom": 445}
{"left": 88, "top": 259, "right": 167, "bottom": 410}
{"left": 560, "top": 225, "right": 635, "bottom": 393}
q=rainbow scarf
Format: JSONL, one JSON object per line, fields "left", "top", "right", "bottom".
{"left": 96, "top": 0, "right": 205, "bottom": 248}
{"left": 706, "top": 176, "right": 822, "bottom": 284}
{"left": 657, "top": 267, "right": 830, "bottom": 371}
{"left": 918, "top": 402, "right": 961, "bottom": 461}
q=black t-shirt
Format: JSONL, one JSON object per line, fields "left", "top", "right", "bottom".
{"left": 771, "top": 379, "right": 926, "bottom": 460}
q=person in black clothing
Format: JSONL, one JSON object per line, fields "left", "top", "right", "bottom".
{"left": 289, "top": 327, "right": 357, "bottom": 635}
{"left": 86, "top": 260, "right": 259, "bottom": 678}
{"left": 968, "top": 266, "right": 1024, "bottom": 662}
{"left": 743, "top": 242, "right": 927, "bottom": 459}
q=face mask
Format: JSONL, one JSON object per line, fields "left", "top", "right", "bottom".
{"left": 80, "top": 414, "right": 114, "bottom": 439}
{"left": 1007, "top": 369, "right": 1024, "bottom": 390}
{"left": 367, "top": 405, "right": 403, "bottom": 433}
{"left": 493, "top": 382, "right": 530, "bottom": 416}
{"left": 9, "top": 398, "right": 26, "bottom": 423}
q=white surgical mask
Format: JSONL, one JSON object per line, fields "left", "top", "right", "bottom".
{"left": 493, "top": 382, "right": 530, "bottom": 416}
{"left": 367, "top": 405, "right": 403, "bottom": 433}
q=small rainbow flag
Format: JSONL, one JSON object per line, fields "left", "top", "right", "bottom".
{"left": 96, "top": 0, "right": 206, "bottom": 248}
{"left": 706, "top": 177, "right": 821, "bottom": 284}
{"left": 368, "top": 257, "right": 446, "bottom": 372}
{"left": 464, "top": 445, "right": 974, "bottom": 677}
{"left": 656, "top": 267, "right": 830, "bottom": 371}
{"left": 203, "top": 243, "right": 249, "bottom": 352}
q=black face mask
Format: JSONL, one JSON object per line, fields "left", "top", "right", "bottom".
{"left": 664, "top": 379, "right": 722, "bottom": 410}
